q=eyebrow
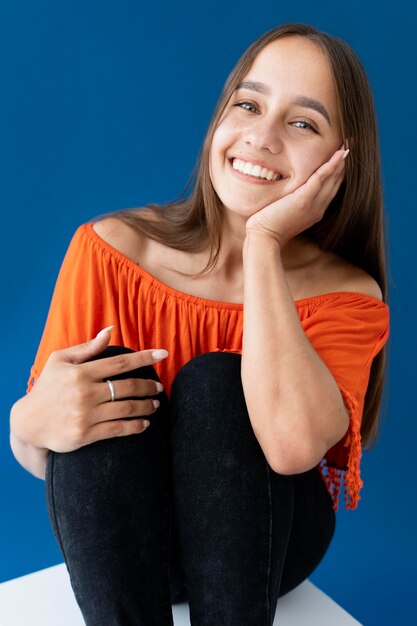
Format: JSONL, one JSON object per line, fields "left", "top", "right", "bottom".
{"left": 235, "top": 80, "right": 331, "bottom": 126}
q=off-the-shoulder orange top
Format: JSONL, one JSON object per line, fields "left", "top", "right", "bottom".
{"left": 27, "top": 223, "right": 390, "bottom": 511}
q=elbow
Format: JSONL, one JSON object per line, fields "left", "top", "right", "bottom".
{"left": 265, "top": 435, "right": 328, "bottom": 476}
{"left": 267, "top": 453, "right": 323, "bottom": 476}
{"left": 252, "top": 402, "right": 351, "bottom": 476}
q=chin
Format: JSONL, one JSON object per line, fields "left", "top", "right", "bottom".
{"left": 221, "top": 204, "right": 251, "bottom": 218}
{"left": 228, "top": 194, "right": 285, "bottom": 215}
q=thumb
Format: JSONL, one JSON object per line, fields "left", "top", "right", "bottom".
{"left": 59, "top": 326, "right": 114, "bottom": 365}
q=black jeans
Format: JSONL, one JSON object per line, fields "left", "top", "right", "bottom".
{"left": 45, "top": 346, "right": 336, "bottom": 626}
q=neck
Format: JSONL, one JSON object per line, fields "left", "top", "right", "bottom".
{"left": 212, "top": 212, "right": 317, "bottom": 278}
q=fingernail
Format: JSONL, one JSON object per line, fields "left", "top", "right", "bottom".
{"left": 343, "top": 149, "right": 350, "bottom": 159}
{"left": 155, "top": 382, "right": 164, "bottom": 392}
{"left": 143, "top": 420, "right": 150, "bottom": 428}
{"left": 152, "top": 349, "right": 169, "bottom": 361}
{"left": 152, "top": 399, "right": 160, "bottom": 409}
{"left": 96, "top": 325, "right": 114, "bottom": 338}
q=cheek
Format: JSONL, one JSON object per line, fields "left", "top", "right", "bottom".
{"left": 209, "top": 130, "right": 230, "bottom": 183}
{"left": 292, "top": 146, "right": 335, "bottom": 185}
{"left": 211, "top": 127, "right": 228, "bottom": 159}
{"left": 211, "top": 122, "right": 236, "bottom": 158}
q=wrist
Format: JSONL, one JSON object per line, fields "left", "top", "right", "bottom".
{"left": 244, "top": 228, "right": 283, "bottom": 252}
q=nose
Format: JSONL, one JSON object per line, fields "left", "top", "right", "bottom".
{"left": 244, "top": 115, "right": 284, "bottom": 154}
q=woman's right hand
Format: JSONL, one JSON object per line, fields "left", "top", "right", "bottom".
{"left": 10, "top": 326, "right": 168, "bottom": 453}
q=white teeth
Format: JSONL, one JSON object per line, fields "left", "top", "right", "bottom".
{"left": 231, "top": 158, "right": 280, "bottom": 181}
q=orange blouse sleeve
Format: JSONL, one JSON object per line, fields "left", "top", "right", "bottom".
{"left": 302, "top": 294, "right": 390, "bottom": 510}
{"left": 26, "top": 225, "right": 119, "bottom": 393}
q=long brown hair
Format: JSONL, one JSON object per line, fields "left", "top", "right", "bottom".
{"left": 102, "top": 23, "right": 390, "bottom": 450}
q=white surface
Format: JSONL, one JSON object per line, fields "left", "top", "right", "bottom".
{"left": 0, "top": 563, "right": 362, "bottom": 625}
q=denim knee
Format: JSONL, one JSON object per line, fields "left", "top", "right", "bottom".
{"left": 169, "top": 350, "right": 268, "bottom": 466}
{"left": 171, "top": 351, "right": 242, "bottom": 402}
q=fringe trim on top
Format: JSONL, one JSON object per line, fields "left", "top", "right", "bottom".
{"left": 316, "top": 383, "right": 363, "bottom": 511}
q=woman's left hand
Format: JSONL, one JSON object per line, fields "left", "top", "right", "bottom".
{"left": 245, "top": 144, "right": 348, "bottom": 247}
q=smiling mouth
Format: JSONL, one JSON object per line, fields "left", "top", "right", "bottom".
{"left": 228, "top": 158, "right": 284, "bottom": 183}
{"left": 229, "top": 157, "right": 283, "bottom": 183}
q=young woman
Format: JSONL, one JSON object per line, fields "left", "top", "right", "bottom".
{"left": 10, "top": 23, "right": 390, "bottom": 626}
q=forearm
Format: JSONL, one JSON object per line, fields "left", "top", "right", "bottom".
{"left": 241, "top": 230, "right": 349, "bottom": 474}
{"left": 10, "top": 400, "right": 49, "bottom": 480}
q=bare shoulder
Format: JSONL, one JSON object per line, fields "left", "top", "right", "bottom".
{"left": 92, "top": 210, "right": 155, "bottom": 262}
{"left": 321, "top": 251, "right": 384, "bottom": 301}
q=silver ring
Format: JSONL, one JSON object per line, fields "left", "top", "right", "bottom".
{"left": 106, "top": 379, "right": 116, "bottom": 402}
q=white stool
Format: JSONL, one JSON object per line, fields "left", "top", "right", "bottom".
{"left": 0, "top": 563, "right": 361, "bottom": 625}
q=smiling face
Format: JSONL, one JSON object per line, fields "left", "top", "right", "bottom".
{"left": 209, "top": 35, "right": 344, "bottom": 220}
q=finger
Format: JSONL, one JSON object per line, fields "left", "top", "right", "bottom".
{"left": 330, "top": 155, "right": 347, "bottom": 185}
{"left": 100, "top": 378, "right": 164, "bottom": 404}
{"left": 308, "top": 151, "right": 346, "bottom": 198}
{"left": 91, "top": 396, "right": 160, "bottom": 424}
{"left": 318, "top": 164, "right": 345, "bottom": 200}
{"left": 292, "top": 149, "right": 345, "bottom": 203}
{"left": 281, "top": 147, "right": 346, "bottom": 205}
{"left": 323, "top": 158, "right": 346, "bottom": 189}
{"left": 80, "top": 348, "right": 169, "bottom": 381}
{"left": 303, "top": 160, "right": 345, "bottom": 215}
{"left": 81, "top": 417, "right": 151, "bottom": 446}
{"left": 53, "top": 325, "right": 115, "bottom": 366}
{"left": 315, "top": 147, "right": 347, "bottom": 179}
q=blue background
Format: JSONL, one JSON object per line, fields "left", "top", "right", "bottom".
{"left": 1, "top": 1, "right": 416, "bottom": 624}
